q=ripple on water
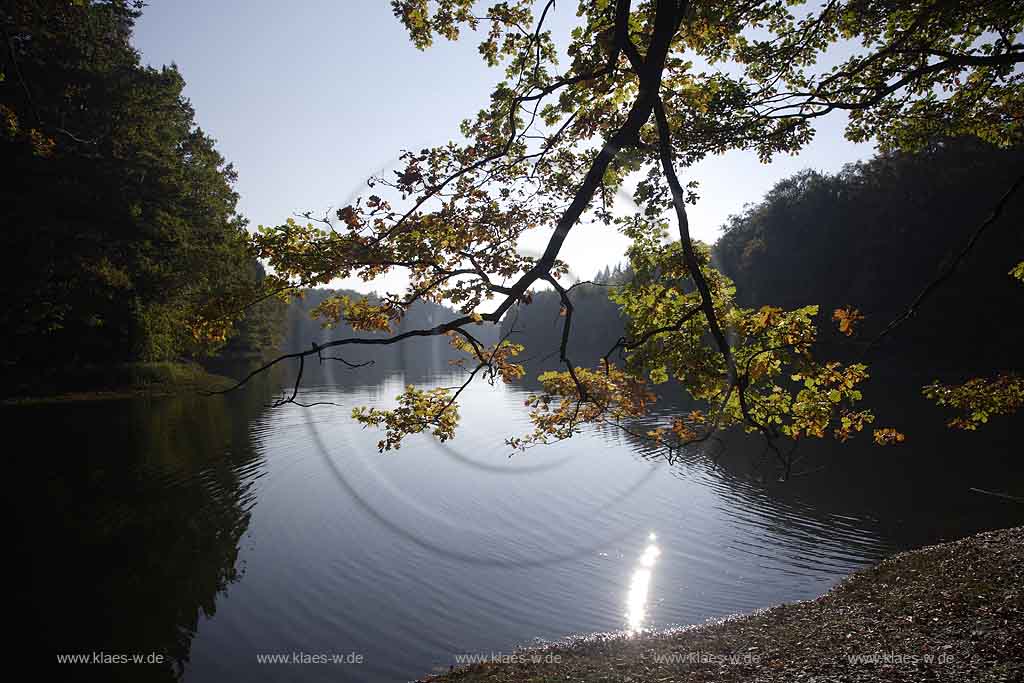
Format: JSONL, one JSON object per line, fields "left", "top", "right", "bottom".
{"left": 52, "top": 373, "right": 902, "bottom": 682}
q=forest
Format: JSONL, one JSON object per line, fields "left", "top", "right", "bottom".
{"left": 11, "top": 2, "right": 1024, "bottom": 682}
{"left": 4, "top": 2, "right": 1020, "bottom": 445}
{"left": 507, "top": 137, "right": 1024, "bottom": 384}
{"left": 0, "top": 1, "right": 283, "bottom": 395}
{"left": 715, "top": 138, "right": 1024, "bottom": 375}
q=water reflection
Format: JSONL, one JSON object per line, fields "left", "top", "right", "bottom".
{"left": 11, "top": 372, "right": 277, "bottom": 682}
{"left": 18, "top": 362, "right": 1023, "bottom": 683}
{"left": 626, "top": 532, "right": 662, "bottom": 634}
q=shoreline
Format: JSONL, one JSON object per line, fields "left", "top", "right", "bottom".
{"left": 420, "top": 525, "right": 1023, "bottom": 682}
{"left": 1, "top": 361, "right": 236, "bottom": 405}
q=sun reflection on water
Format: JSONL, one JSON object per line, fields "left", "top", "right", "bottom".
{"left": 625, "top": 532, "right": 661, "bottom": 634}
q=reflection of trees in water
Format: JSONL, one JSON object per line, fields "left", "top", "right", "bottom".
{"left": 275, "top": 325, "right": 1023, "bottom": 563}
{"left": 279, "top": 292, "right": 1023, "bottom": 565}
{"left": 16, "top": 375, "right": 275, "bottom": 681}
{"left": 578, "top": 368, "right": 1024, "bottom": 555}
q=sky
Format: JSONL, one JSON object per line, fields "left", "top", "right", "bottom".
{"left": 134, "top": 0, "right": 877, "bottom": 292}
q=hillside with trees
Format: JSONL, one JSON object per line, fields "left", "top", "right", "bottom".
{"left": 500, "top": 139, "right": 1023, "bottom": 426}
{"left": 247, "top": 0, "right": 1024, "bottom": 457}
{"left": 283, "top": 288, "right": 500, "bottom": 375}
{"left": 498, "top": 266, "right": 631, "bottom": 376}
{"left": 714, "top": 138, "right": 1024, "bottom": 375}
{"left": 15, "top": 3, "right": 1024, "bottom": 680}
{"left": 0, "top": 0, "right": 278, "bottom": 388}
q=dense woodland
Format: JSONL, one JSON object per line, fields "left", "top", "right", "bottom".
{"left": 502, "top": 139, "right": 1024, "bottom": 392}
{"left": 284, "top": 288, "right": 500, "bottom": 374}
{"left": 2, "top": 2, "right": 1020, "bottom": 442}
{"left": 269, "top": 140, "right": 1024, "bottom": 390}
{"left": 715, "top": 139, "right": 1024, "bottom": 375}
{"left": 11, "top": 2, "right": 1024, "bottom": 680}
{"left": 0, "top": 0, "right": 282, "bottom": 385}
{"left": 498, "top": 266, "right": 629, "bottom": 374}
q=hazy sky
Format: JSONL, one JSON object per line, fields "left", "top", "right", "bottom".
{"left": 134, "top": 0, "right": 876, "bottom": 291}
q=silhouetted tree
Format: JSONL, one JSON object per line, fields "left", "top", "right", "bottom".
{"left": 1, "top": 0, "right": 263, "bottom": 371}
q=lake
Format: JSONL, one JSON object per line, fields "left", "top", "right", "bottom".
{"left": 18, "top": 360, "right": 1023, "bottom": 681}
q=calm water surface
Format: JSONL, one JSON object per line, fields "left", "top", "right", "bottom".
{"left": 16, "top": 365, "right": 1023, "bottom": 681}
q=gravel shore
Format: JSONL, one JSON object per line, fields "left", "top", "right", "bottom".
{"left": 419, "top": 525, "right": 1024, "bottom": 682}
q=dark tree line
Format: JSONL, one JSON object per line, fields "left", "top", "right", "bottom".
{"left": 714, "top": 138, "right": 1024, "bottom": 375}
{"left": 285, "top": 288, "right": 500, "bottom": 374}
{"left": 0, "top": 0, "right": 279, "bottom": 377}
{"left": 503, "top": 138, "right": 1023, "bottom": 387}
{"left": 499, "top": 266, "right": 632, "bottom": 376}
